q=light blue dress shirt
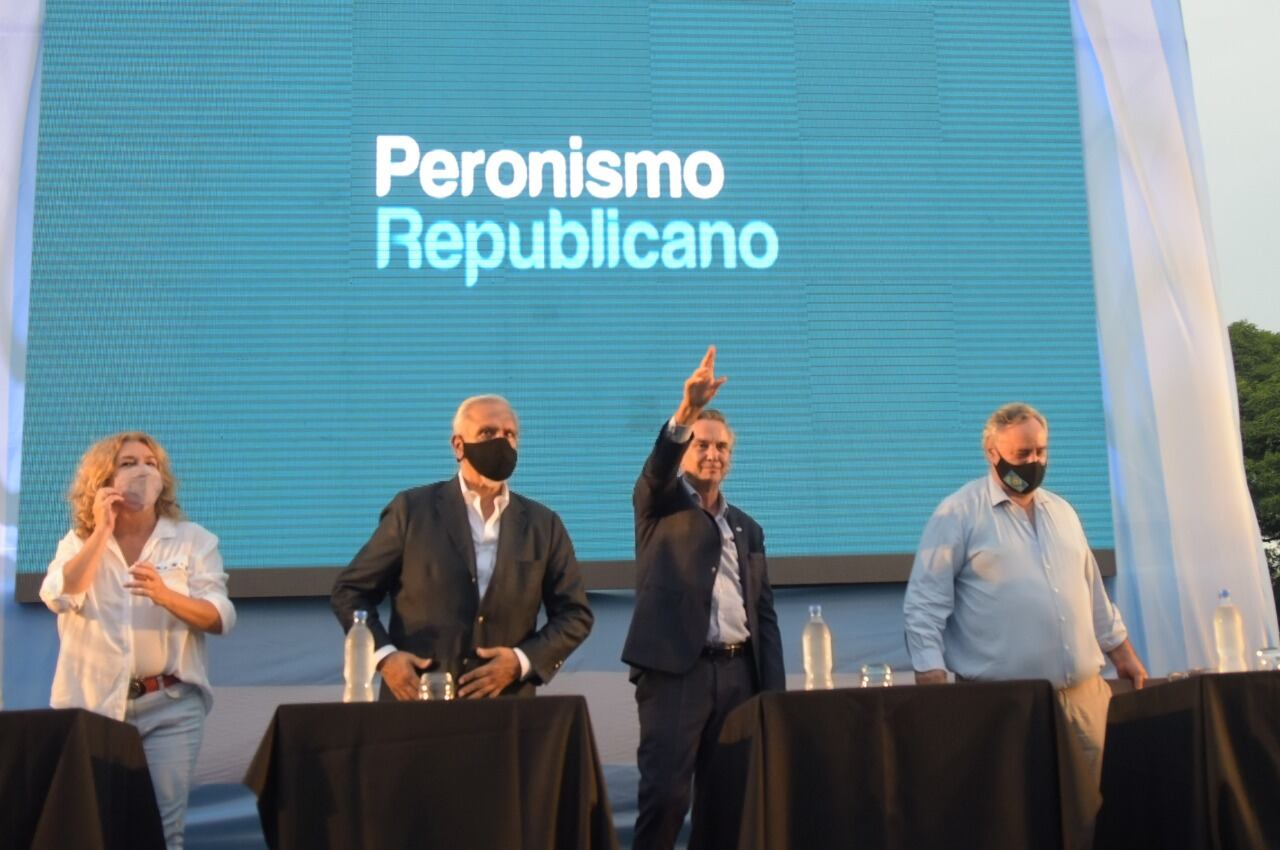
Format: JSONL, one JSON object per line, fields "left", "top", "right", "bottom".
{"left": 667, "top": 420, "right": 751, "bottom": 646}
{"left": 903, "top": 473, "right": 1128, "bottom": 688}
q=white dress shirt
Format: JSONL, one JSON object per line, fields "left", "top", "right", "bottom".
{"left": 459, "top": 471, "right": 511, "bottom": 601}
{"left": 668, "top": 420, "right": 751, "bottom": 646}
{"left": 903, "top": 473, "right": 1128, "bottom": 689}
{"left": 40, "top": 518, "right": 237, "bottom": 720}
{"left": 373, "top": 472, "right": 531, "bottom": 678}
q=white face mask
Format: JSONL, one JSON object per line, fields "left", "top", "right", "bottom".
{"left": 113, "top": 464, "right": 163, "bottom": 511}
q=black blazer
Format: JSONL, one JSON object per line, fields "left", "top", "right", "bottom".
{"left": 331, "top": 478, "right": 593, "bottom": 695}
{"left": 622, "top": 426, "right": 786, "bottom": 691}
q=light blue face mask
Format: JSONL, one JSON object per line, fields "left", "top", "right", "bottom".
{"left": 114, "top": 464, "right": 163, "bottom": 510}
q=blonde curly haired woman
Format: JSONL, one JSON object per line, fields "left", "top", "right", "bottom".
{"left": 40, "top": 432, "right": 236, "bottom": 850}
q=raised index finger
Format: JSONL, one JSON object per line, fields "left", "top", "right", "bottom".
{"left": 700, "top": 345, "right": 717, "bottom": 370}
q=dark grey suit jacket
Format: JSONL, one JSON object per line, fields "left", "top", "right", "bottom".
{"left": 331, "top": 478, "right": 593, "bottom": 695}
{"left": 621, "top": 427, "right": 786, "bottom": 691}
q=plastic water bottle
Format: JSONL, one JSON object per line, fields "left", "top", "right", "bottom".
{"left": 342, "top": 610, "right": 376, "bottom": 702}
{"left": 1213, "top": 590, "right": 1248, "bottom": 673}
{"left": 802, "top": 605, "right": 834, "bottom": 690}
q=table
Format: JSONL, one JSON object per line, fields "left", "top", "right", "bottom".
{"left": 245, "top": 696, "right": 618, "bottom": 850}
{"left": 0, "top": 708, "right": 165, "bottom": 850}
{"left": 1096, "top": 671, "right": 1280, "bottom": 850}
{"left": 694, "top": 681, "right": 1097, "bottom": 850}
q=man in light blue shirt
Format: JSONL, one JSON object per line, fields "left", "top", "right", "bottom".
{"left": 903, "top": 402, "right": 1147, "bottom": 777}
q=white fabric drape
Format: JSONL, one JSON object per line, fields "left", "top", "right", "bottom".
{"left": 1072, "top": 0, "right": 1278, "bottom": 674}
{"left": 0, "top": 0, "right": 44, "bottom": 709}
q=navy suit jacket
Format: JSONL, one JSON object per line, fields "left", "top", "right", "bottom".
{"left": 622, "top": 426, "right": 786, "bottom": 691}
{"left": 331, "top": 478, "right": 593, "bottom": 696}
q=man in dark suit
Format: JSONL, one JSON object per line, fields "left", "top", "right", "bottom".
{"left": 332, "top": 395, "right": 593, "bottom": 699}
{"left": 623, "top": 347, "right": 786, "bottom": 850}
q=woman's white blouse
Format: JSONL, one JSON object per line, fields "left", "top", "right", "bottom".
{"left": 40, "top": 518, "right": 237, "bottom": 720}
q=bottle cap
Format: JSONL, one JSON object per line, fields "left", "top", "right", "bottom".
{"left": 809, "top": 604, "right": 822, "bottom": 618}
{"left": 1218, "top": 589, "right": 1230, "bottom": 601}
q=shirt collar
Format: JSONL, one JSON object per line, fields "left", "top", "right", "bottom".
{"left": 152, "top": 516, "right": 179, "bottom": 539}
{"left": 680, "top": 475, "right": 727, "bottom": 519}
{"left": 107, "top": 516, "right": 177, "bottom": 566}
{"left": 457, "top": 470, "right": 511, "bottom": 512}
{"left": 986, "top": 468, "right": 1044, "bottom": 507}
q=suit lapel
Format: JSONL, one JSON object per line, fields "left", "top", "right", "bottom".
{"left": 487, "top": 495, "right": 526, "bottom": 608}
{"left": 438, "top": 481, "right": 478, "bottom": 583}
{"left": 727, "top": 505, "right": 753, "bottom": 599}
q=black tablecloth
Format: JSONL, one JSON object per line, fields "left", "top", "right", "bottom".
{"left": 245, "top": 696, "right": 618, "bottom": 850}
{"left": 1097, "top": 671, "right": 1280, "bottom": 850}
{"left": 0, "top": 708, "right": 165, "bottom": 850}
{"left": 694, "top": 681, "right": 1097, "bottom": 850}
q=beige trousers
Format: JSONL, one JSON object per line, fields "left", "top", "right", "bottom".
{"left": 1056, "top": 673, "right": 1112, "bottom": 786}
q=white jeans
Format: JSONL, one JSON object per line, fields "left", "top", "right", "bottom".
{"left": 125, "top": 683, "right": 205, "bottom": 850}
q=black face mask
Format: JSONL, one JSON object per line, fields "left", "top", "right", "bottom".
{"left": 462, "top": 438, "right": 518, "bottom": 482}
{"left": 994, "top": 453, "right": 1046, "bottom": 494}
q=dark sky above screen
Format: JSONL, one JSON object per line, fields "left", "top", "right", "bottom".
{"left": 18, "top": 0, "right": 1111, "bottom": 576}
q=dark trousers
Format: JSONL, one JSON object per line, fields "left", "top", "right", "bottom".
{"left": 632, "top": 652, "right": 756, "bottom": 850}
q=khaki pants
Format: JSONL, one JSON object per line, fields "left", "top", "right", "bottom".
{"left": 1056, "top": 673, "right": 1112, "bottom": 787}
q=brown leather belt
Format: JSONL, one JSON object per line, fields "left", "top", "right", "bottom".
{"left": 128, "top": 673, "right": 181, "bottom": 699}
{"left": 702, "top": 641, "right": 750, "bottom": 660}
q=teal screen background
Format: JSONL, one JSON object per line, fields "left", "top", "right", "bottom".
{"left": 18, "top": 0, "right": 1111, "bottom": 577}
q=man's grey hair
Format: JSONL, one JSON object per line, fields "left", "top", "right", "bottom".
{"left": 452, "top": 394, "right": 517, "bottom": 436}
{"left": 697, "top": 408, "right": 736, "bottom": 448}
{"left": 981, "top": 402, "right": 1048, "bottom": 449}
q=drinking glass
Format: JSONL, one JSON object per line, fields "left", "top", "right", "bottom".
{"left": 418, "top": 671, "right": 455, "bottom": 700}
{"left": 1256, "top": 647, "right": 1280, "bottom": 671}
{"left": 1170, "top": 668, "right": 1212, "bottom": 680}
{"left": 859, "top": 663, "right": 892, "bottom": 687}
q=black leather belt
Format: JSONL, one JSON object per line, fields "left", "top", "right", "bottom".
{"left": 702, "top": 641, "right": 750, "bottom": 659}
